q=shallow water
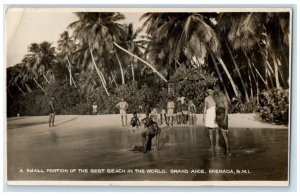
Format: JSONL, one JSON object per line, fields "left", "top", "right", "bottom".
{"left": 7, "top": 124, "right": 288, "bottom": 181}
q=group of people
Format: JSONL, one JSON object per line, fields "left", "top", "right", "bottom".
{"left": 115, "top": 84, "right": 230, "bottom": 155}
{"left": 47, "top": 83, "right": 230, "bottom": 154}
{"left": 165, "top": 97, "right": 197, "bottom": 126}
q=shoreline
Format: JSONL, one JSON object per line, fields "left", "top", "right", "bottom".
{"left": 7, "top": 113, "right": 288, "bottom": 130}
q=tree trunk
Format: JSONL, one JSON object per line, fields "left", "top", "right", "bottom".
{"left": 24, "top": 83, "right": 32, "bottom": 93}
{"left": 16, "top": 84, "right": 25, "bottom": 95}
{"left": 215, "top": 55, "right": 240, "bottom": 98}
{"left": 209, "top": 51, "right": 230, "bottom": 100}
{"left": 7, "top": 88, "right": 13, "bottom": 99}
{"left": 243, "top": 50, "right": 270, "bottom": 91}
{"left": 89, "top": 49, "right": 110, "bottom": 96}
{"left": 248, "top": 63, "right": 260, "bottom": 104}
{"left": 248, "top": 67, "right": 254, "bottom": 98}
{"left": 111, "top": 73, "right": 118, "bottom": 88}
{"left": 115, "top": 51, "right": 125, "bottom": 85}
{"left": 66, "top": 57, "right": 77, "bottom": 87}
{"left": 224, "top": 37, "right": 249, "bottom": 102}
{"left": 43, "top": 74, "right": 50, "bottom": 84}
{"left": 272, "top": 55, "right": 280, "bottom": 88}
{"left": 33, "top": 78, "right": 47, "bottom": 95}
{"left": 276, "top": 57, "right": 288, "bottom": 88}
{"left": 131, "top": 64, "right": 135, "bottom": 82}
{"left": 113, "top": 42, "right": 168, "bottom": 82}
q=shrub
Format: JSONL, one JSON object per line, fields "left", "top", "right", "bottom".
{"left": 258, "top": 88, "right": 289, "bottom": 124}
{"left": 170, "top": 67, "right": 218, "bottom": 113}
{"left": 229, "top": 97, "right": 259, "bottom": 113}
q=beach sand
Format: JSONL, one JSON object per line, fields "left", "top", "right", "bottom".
{"left": 6, "top": 114, "right": 289, "bottom": 184}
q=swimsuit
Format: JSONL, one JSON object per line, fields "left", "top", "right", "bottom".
{"left": 216, "top": 107, "right": 228, "bottom": 130}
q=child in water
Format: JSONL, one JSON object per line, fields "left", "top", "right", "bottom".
{"left": 130, "top": 112, "right": 140, "bottom": 128}
{"left": 130, "top": 114, "right": 161, "bottom": 153}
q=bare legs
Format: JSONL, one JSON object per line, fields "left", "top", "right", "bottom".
{"left": 220, "top": 129, "right": 230, "bottom": 154}
{"left": 49, "top": 113, "right": 55, "bottom": 127}
{"left": 121, "top": 115, "right": 127, "bottom": 126}
{"left": 167, "top": 116, "right": 173, "bottom": 126}
{"left": 208, "top": 128, "right": 223, "bottom": 150}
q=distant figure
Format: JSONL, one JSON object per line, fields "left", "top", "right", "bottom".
{"left": 141, "top": 113, "right": 151, "bottom": 128}
{"left": 48, "top": 96, "right": 56, "bottom": 127}
{"left": 150, "top": 108, "right": 158, "bottom": 122}
{"left": 92, "top": 102, "right": 98, "bottom": 115}
{"left": 160, "top": 108, "right": 167, "bottom": 125}
{"left": 17, "top": 113, "right": 20, "bottom": 118}
{"left": 167, "top": 98, "right": 175, "bottom": 126}
{"left": 130, "top": 112, "right": 140, "bottom": 128}
{"left": 182, "top": 99, "right": 189, "bottom": 124}
{"left": 189, "top": 100, "right": 196, "bottom": 125}
{"left": 203, "top": 88, "right": 219, "bottom": 150}
{"left": 130, "top": 116, "right": 161, "bottom": 153}
{"left": 214, "top": 84, "right": 230, "bottom": 155}
{"left": 176, "top": 100, "right": 182, "bottom": 124}
{"left": 116, "top": 98, "right": 129, "bottom": 126}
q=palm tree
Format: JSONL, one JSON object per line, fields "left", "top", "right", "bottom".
{"left": 225, "top": 12, "right": 290, "bottom": 95}
{"left": 141, "top": 13, "right": 240, "bottom": 98}
{"left": 57, "top": 31, "right": 77, "bottom": 87}
{"left": 7, "top": 65, "right": 26, "bottom": 95}
{"left": 68, "top": 12, "right": 167, "bottom": 92}
{"left": 124, "top": 23, "right": 146, "bottom": 82}
{"left": 24, "top": 42, "right": 56, "bottom": 85}
{"left": 68, "top": 12, "right": 128, "bottom": 95}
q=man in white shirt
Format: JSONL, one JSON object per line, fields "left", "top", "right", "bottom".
{"left": 116, "top": 98, "right": 129, "bottom": 126}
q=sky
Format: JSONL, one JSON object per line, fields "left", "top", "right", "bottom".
{"left": 5, "top": 8, "right": 144, "bottom": 67}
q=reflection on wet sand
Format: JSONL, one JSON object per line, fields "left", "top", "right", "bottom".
{"left": 7, "top": 123, "right": 288, "bottom": 181}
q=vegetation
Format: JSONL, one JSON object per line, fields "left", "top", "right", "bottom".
{"left": 7, "top": 12, "right": 290, "bottom": 124}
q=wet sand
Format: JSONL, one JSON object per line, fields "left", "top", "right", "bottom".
{"left": 7, "top": 115, "right": 288, "bottom": 182}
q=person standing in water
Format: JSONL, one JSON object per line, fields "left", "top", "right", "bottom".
{"left": 203, "top": 88, "right": 219, "bottom": 150}
{"left": 48, "top": 96, "right": 56, "bottom": 127}
{"left": 213, "top": 84, "right": 230, "bottom": 155}
{"left": 116, "top": 98, "right": 129, "bottom": 126}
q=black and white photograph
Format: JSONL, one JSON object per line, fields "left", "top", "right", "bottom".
{"left": 5, "top": 8, "right": 291, "bottom": 186}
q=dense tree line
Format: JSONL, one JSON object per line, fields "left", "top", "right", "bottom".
{"left": 7, "top": 12, "right": 290, "bottom": 124}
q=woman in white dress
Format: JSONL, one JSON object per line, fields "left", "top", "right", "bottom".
{"left": 203, "top": 89, "right": 221, "bottom": 150}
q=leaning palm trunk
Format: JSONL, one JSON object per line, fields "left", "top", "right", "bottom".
{"left": 24, "top": 83, "right": 32, "bottom": 93}
{"left": 224, "top": 37, "right": 249, "bottom": 102}
{"left": 248, "top": 67, "right": 254, "bottom": 98}
{"left": 66, "top": 57, "right": 77, "bottom": 87}
{"left": 272, "top": 56, "right": 280, "bottom": 88}
{"left": 275, "top": 57, "right": 288, "bottom": 88}
{"left": 43, "top": 74, "right": 50, "bottom": 84}
{"left": 113, "top": 42, "right": 168, "bottom": 82}
{"left": 216, "top": 56, "right": 240, "bottom": 98}
{"left": 209, "top": 50, "right": 230, "bottom": 100}
{"left": 248, "top": 63, "right": 260, "bottom": 104}
{"left": 16, "top": 84, "right": 25, "bottom": 95}
{"left": 33, "top": 78, "right": 47, "bottom": 95}
{"left": 115, "top": 51, "right": 125, "bottom": 85}
{"left": 7, "top": 88, "right": 13, "bottom": 99}
{"left": 89, "top": 49, "right": 110, "bottom": 96}
{"left": 243, "top": 50, "right": 270, "bottom": 92}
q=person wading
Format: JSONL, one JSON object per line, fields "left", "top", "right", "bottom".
{"left": 213, "top": 84, "right": 231, "bottom": 155}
